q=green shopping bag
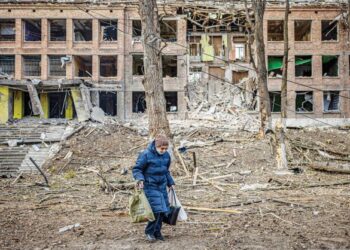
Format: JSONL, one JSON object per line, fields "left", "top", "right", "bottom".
{"left": 129, "top": 189, "right": 155, "bottom": 223}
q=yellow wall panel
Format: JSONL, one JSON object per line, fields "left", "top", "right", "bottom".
{"left": 0, "top": 86, "right": 9, "bottom": 123}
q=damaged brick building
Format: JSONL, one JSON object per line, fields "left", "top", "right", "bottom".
{"left": 0, "top": 0, "right": 187, "bottom": 123}
{"left": 0, "top": 0, "right": 349, "bottom": 125}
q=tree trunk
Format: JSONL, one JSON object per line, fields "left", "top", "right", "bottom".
{"left": 253, "top": 0, "right": 272, "bottom": 136}
{"left": 139, "top": 0, "right": 171, "bottom": 139}
{"left": 276, "top": 0, "right": 289, "bottom": 170}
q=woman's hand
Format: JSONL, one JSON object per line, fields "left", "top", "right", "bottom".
{"left": 137, "top": 181, "right": 144, "bottom": 189}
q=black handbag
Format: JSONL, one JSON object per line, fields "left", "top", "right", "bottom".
{"left": 163, "top": 189, "right": 181, "bottom": 225}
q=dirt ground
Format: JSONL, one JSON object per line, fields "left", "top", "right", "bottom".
{"left": 1, "top": 123, "right": 350, "bottom": 250}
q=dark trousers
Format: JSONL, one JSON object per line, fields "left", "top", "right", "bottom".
{"left": 145, "top": 212, "right": 164, "bottom": 236}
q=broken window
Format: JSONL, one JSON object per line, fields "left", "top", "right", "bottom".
{"left": 132, "top": 20, "right": 142, "bottom": 38}
{"left": 100, "top": 19, "right": 117, "bottom": 41}
{"left": 23, "top": 19, "right": 41, "bottom": 42}
{"left": 160, "top": 20, "right": 177, "bottom": 42}
{"left": 74, "top": 55, "right": 92, "bottom": 77}
{"left": 132, "top": 55, "right": 144, "bottom": 76}
{"left": 49, "top": 92, "right": 67, "bottom": 118}
{"left": 322, "top": 55, "right": 338, "bottom": 77}
{"left": 294, "top": 20, "right": 311, "bottom": 41}
{"left": 323, "top": 91, "right": 340, "bottom": 112}
{"left": 235, "top": 44, "right": 245, "bottom": 60}
{"left": 49, "top": 55, "right": 66, "bottom": 77}
{"left": 295, "top": 56, "right": 312, "bottom": 77}
{"left": 209, "top": 66, "right": 225, "bottom": 80}
{"left": 99, "top": 91, "right": 117, "bottom": 116}
{"left": 296, "top": 91, "right": 313, "bottom": 112}
{"left": 23, "top": 55, "right": 41, "bottom": 77}
{"left": 268, "top": 20, "right": 284, "bottom": 41}
{"left": 49, "top": 19, "right": 66, "bottom": 41}
{"left": 232, "top": 70, "right": 248, "bottom": 84}
{"left": 132, "top": 91, "right": 146, "bottom": 113}
{"left": 162, "top": 55, "right": 177, "bottom": 78}
{"left": 73, "top": 19, "right": 92, "bottom": 42}
{"left": 210, "top": 36, "right": 224, "bottom": 56}
{"left": 165, "top": 92, "right": 178, "bottom": 112}
{"left": 100, "top": 56, "right": 117, "bottom": 77}
{"left": 269, "top": 92, "right": 281, "bottom": 112}
{"left": 0, "top": 19, "right": 15, "bottom": 41}
{"left": 268, "top": 56, "right": 283, "bottom": 77}
{"left": 322, "top": 20, "right": 338, "bottom": 41}
{"left": 189, "top": 36, "right": 201, "bottom": 57}
{"left": 0, "top": 55, "right": 15, "bottom": 76}
{"left": 189, "top": 67, "right": 202, "bottom": 81}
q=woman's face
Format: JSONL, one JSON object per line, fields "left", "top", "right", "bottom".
{"left": 156, "top": 146, "right": 168, "bottom": 154}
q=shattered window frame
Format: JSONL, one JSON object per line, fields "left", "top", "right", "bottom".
{"left": 100, "top": 55, "right": 118, "bottom": 77}
{"left": 23, "top": 19, "right": 42, "bottom": 42}
{"left": 49, "top": 19, "right": 66, "bottom": 42}
{"left": 0, "top": 55, "right": 15, "bottom": 76}
{"left": 269, "top": 91, "right": 281, "bottom": 113}
{"left": 160, "top": 19, "right": 177, "bottom": 42}
{"left": 164, "top": 91, "right": 178, "bottom": 113}
{"left": 162, "top": 55, "right": 177, "bottom": 78}
{"left": 22, "top": 55, "right": 41, "bottom": 77}
{"left": 0, "top": 19, "right": 16, "bottom": 41}
{"left": 295, "top": 91, "right": 313, "bottom": 113}
{"left": 322, "top": 55, "right": 339, "bottom": 77}
{"left": 48, "top": 55, "right": 66, "bottom": 77}
{"left": 100, "top": 19, "right": 118, "bottom": 42}
{"left": 132, "top": 91, "right": 146, "bottom": 113}
{"left": 321, "top": 20, "right": 338, "bottom": 42}
{"left": 267, "top": 20, "right": 284, "bottom": 42}
{"left": 323, "top": 91, "right": 340, "bottom": 113}
{"left": 73, "top": 19, "right": 93, "bottom": 42}
{"left": 295, "top": 55, "right": 312, "bottom": 78}
{"left": 268, "top": 56, "right": 283, "bottom": 78}
{"left": 132, "top": 54, "right": 144, "bottom": 76}
{"left": 73, "top": 55, "right": 93, "bottom": 78}
{"left": 294, "top": 20, "right": 312, "bottom": 42}
{"left": 132, "top": 20, "right": 142, "bottom": 38}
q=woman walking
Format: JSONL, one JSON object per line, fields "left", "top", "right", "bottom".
{"left": 132, "top": 135, "right": 175, "bottom": 242}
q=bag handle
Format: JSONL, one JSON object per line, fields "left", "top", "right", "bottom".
{"left": 170, "top": 188, "right": 177, "bottom": 207}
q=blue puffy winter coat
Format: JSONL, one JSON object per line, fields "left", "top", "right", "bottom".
{"left": 132, "top": 140, "right": 175, "bottom": 214}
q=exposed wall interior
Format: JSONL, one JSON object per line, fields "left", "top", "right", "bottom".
{"left": 0, "top": 19, "right": 15, "bottom": 41}
{"left": 267, "top": 20, "right": 284, "bottom": 41}
{"left": 162, "top": 55, "right": 177, "bottom": 77}
{"left": 132, "top": 91, "right": 146, "bottom": 113}
{"left": 132, "top": 54, "right": 144, "bottom": 75}
{"left": 295, "top": 56, "right": 312, "bottom": 77}
{"left": 232, "top": 70, "right": 248, "bottom": 84}
{"left": 74, "top": 55, "right": 92, "bottom": 77}
{"left": 24, "top": 19, "right": 42, "bottom": 41}
{"left": 296, "top": 91, "right": 313, "bottom": 112}
{"left": 321, "top": 20, "right": 338, "bottom": 41}
{"left": 49, "top": 19, "right": 66, "bottom": 41}
{"left": 73, "top": 19, "right": 92, "bottom": 41}
{"left": 100, "top": 19, "right": 117, "bottom": 41}
{"left": 99, "top": 91, "right": 117, "bottom": 116}
{"left": 100, "top": 56, "right": 117, "bottom": 77}
{"left": 323, "top": 91, "right": 340, "bottom": 112}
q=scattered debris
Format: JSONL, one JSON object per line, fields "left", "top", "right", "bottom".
{"left": 59, "top": 223, "right": 81, "bottom": 233}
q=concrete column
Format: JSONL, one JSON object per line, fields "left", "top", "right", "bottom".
{"left": 15, "top": 18, "right": 22, "bottom": 49}
{"left": 41, "top": 54, "right": 48, "bottom": 80}
{"left": 92, "top": 55, "right": 99, "bottom": 81}
{"left": 66, "top": 55, "right": 74, "bottom": 80}
{"left": 15, "top": 55, "right": 22, "bottom": 80}
{"left": 66, "top": 19, "right": 73, "bottom": 51}
{"left": 92, "top": 19, "right": 99, "bottom": 50}
{"left": 41, "top": 19, "right": 48, "bottom": 50}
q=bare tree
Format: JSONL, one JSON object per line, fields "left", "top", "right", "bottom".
{"left": 245, "top": 0, "right": 272, "bottom": 136}
{"left": 276, "top": 0, "right": 289, "bottom": 170}
{"left": 139, "top": 0, "right": 171, "bottom": 138}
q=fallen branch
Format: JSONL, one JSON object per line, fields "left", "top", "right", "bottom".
{"left": 29, "top": 157, "right": 49, "bottom": 187}
{"left": 308, "top": 162, "right": 350, "bottom": 174}
{"left": 184, "top": 206, "right": 241, "bottom": 214}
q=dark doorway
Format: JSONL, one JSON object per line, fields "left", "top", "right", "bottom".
{"left": 24, "top": 92, "right": 33, "bottom": 116}
{"left": 99, "top": 91, "right": 117, "bottom": 116}
{"left": 132, "top": 91, "right": 146, "bottom": 113}
{"left": 49, "top": 92, "right": 66, "bottom": 118}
